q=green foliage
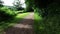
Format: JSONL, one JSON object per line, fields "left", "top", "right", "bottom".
{"left": 34, "top": 3, "right": 60, "bottom": 34}
{"left": 0, "top": 12, "right": 29, "bottom": 34}
{"left": 34, "top": 12, "right": 60, "bottom": 34}
{"left": 47, "top": 3, "right": 60, "bottom": 16}
{"left": 25, "top": 0, "right": 60, "bottom": 34}
{"left": 34, "top": 13, "right": 43, "bottom": 34}
{"left": 25, "top": 0, "right": 34, "bottom": 12}
{"left": 40, "top": 15, "right": 60, "bottom": 34}
{"left": 0, "top": 7, "right": 16, "bottom": 22}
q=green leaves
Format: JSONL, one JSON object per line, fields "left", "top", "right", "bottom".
{"left": 0, "top": 7, "right": 16, "bottom": 22}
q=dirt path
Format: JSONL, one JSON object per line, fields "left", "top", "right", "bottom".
{"left": 4, "top": 12, "right": 35, "bottom": 34}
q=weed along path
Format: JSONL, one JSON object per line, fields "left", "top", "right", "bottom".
{"left": 4, "top": 12, "right": 35, "bottom": 34}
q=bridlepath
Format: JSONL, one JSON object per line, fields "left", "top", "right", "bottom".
{"left": 4, "top": 12, "right": 35, "bottom": 34}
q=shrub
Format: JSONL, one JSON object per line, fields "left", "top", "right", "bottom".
{"left": 0, "top": 7, "right": 17, "bottom": 22}
{"left": 34, "top": 3, "right": 60, "bottom": 34}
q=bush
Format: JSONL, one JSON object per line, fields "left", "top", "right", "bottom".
{"left": 0, "top": 7, "right": 17, "bottom": 22}
{"left": 17, "top": 7, "right": 24, "bottom": 11}
{"left": 34, "top": 3, "right": 60, "bottom": 34}
{"left": 47, "top": 3, "right": 60, "bottom": 16}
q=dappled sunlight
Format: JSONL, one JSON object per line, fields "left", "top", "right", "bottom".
{"left": 14, "top": 24, "right": 32, "bottom": 29}
{"left": 16, "top": 13, "right": 29, "bottom": 18}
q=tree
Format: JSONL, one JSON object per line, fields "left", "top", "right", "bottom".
{"left": 0, "top": 0, "right": 3, "bottom": 8}
{"left": 25, "top": 0, "right": 34, "bottom": 12}
{"left": 13, "top": 0, "right": 23, "bottom": 10}
{"left": 26, "top": 0, "right": 60, "bottom": 34}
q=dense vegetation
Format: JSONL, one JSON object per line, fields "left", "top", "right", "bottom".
{"left": 33, "top": 0, "right": 60, "bottom": 34}
{"left": 25, "top": 0, "right": 34, "bottom": 12}
{"left": 0, "top": 0, "right": 60, "bottom": 34}
{"left": 0, "top": 0, "right": 29, "bottom": 34}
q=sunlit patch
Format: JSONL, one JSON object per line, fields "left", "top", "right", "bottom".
{"left": 16, "top": 13, "right": 29, "bottom": 18}
{"left": 14, "top": 24, "right": 32, "bottom": 29}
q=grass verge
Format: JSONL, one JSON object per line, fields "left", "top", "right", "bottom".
{"left": 34, "top": 12, "right": 42, "bottom": 34}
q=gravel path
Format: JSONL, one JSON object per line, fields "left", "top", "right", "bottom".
{"left": 4, "top": 12, "right": 35, "bottom": 34}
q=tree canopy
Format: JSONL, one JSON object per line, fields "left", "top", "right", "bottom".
{"left": 13, "top": 0, "right": 23, "bottom": 10}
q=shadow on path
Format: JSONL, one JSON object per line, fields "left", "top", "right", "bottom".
{"left": 4, "top": 12, "right": 35, "bottom": 34}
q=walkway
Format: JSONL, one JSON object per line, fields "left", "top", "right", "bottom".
{"left": 4, "top": 12, "right": 35, "bottom": 34}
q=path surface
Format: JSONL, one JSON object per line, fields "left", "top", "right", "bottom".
{"left": 4, "top": 12, "right": 35, "bottom": 34}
